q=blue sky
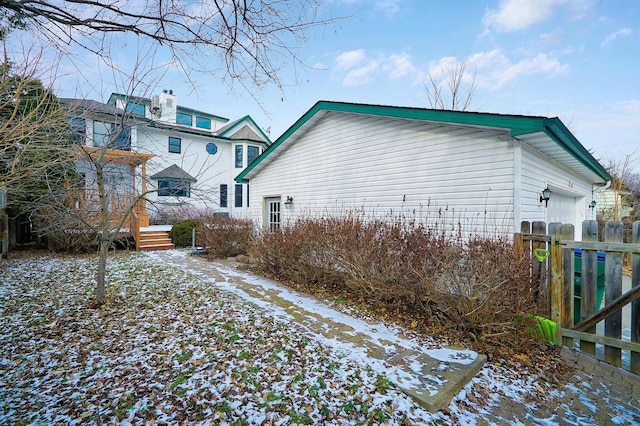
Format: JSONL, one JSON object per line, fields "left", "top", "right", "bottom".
{"left": 31, "top": 0, "right": 640, "bottom": 168}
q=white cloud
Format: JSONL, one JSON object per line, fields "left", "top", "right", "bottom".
{"left": 374, "top": 0, "right": 402, "bottom": 15}
{"left": 342, "top": 60, "right": 380, "bottom": 86}
{"left": 601, "top": 28, "right": 632, "bottom": 47}
{"left": 483, "top": 0, "right": 593, "bottom": 33}
{"left": 467, "top": 49, "right": 569, "bottom": 89}
{"left": 335, "top": 49, "right": 366, "bottom": 70}
{"left": 333, "top": 50, "right": 418, "bottom": 87}
{"left": 382, "top": 53, "right": 416, "bottom": 79}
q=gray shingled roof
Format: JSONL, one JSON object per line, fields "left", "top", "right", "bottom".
{"left": 150, "top": 164, "right": 197, "bottom": 182}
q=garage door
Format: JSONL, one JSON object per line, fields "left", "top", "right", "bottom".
{"left": 547, "top": 192, "right": 577, "bottom": 226}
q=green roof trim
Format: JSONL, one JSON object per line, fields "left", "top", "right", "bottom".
{"left": 217, "top": 115, "right": 272, "bottom": 145}
{"left": 236, "top": 101, "right": 611, "bottom": 183}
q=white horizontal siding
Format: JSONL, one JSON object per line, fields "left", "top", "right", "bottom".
{"left": 136, "top": 127, "right": 235, "bottom": 212}
{"left": 520, "top": 144, "right": 592, "bottom": 238}
{"left": 249, "top": 113, "right": 515, "bottom": 236}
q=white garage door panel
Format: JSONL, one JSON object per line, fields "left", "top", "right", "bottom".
{"left": 548, "top": 193, "right": 576, "bottom": 225}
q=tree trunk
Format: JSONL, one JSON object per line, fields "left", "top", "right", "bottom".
{"left": 94, "top": 162, "right": 110, "bottom": 306}
{"left": 96, "top": 238, "right": 108, "bottom": 304}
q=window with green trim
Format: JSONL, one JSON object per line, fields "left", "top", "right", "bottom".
{"left": 235, "top": 145, "right": 243, "bottom": 168}
{"left": 126, "top": 102, "right": 145, "bottom": 116}
{"left": 235, "top": 184, "right": 243, "bottom": 207}
{"left": 168, "top": 137, "right": 181, "bottom": 153}
{"left": 247, "top": 146, "right": 260, "bottom": 165}
{"left": 158, "top": 180, "right": 190, "bottom": 197}
{"left": 196, "top": 116, "right": 211, "bottom": 129}
{"left": 220, "top": 184, "right": 228, "bottom": 208}
{"left": 176, "top": 111, "right": 192, "bottom": 126}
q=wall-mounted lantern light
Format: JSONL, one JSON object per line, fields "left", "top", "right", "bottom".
{"left": 589, "top": 200, "right": 597, "bottom": 210}
{"left": 539, "top": 186, "right": 551, "bottom": 207}
{"left": 284, "top": 196, "right": 293, "bottom": 205}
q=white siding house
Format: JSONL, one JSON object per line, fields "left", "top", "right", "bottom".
{"left": 107, "top": 91, "right": 271, "bottom": 220}
{"left": 236, "top": 101, "right": 611, "bottom": 239}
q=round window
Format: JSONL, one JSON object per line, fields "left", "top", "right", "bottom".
{"left": 206, "top": 143, "right": 218, "bottom": 155}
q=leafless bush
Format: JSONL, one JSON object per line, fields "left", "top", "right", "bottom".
{"left": 249, "top": 210, "right": 539, "bottom": 351}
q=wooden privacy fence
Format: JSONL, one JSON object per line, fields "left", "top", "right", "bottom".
{"left": 515, "top": 220, "right": 640, "bottom": 375}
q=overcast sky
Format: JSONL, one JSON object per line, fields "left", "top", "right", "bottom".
{"left": 29, "top": 0, "right": 640, "bottom": 169}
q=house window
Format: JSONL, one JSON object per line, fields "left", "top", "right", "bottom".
{"left": 247, "top": 146, "right": 260, "bottom": 165}
{"left": 176, "top": 111, "right": 192, "bottom": 126}
{"left": 69, "top": 118, "right": 86, "bottom": 145}
{"left": 93, "top": 121, "right": 131, "bottom": 150}
{"left": 220, "top": 184, "right": 228, "bottom": 208}
{"left": 126, "top": 102, "right": 145, "bottom": 116}
{"left": 235, "top": 145, "right": 243, "bottom": 168}
{"left": 158, "top": 180, "right": 190, "bottom": 197}
{"left": 206, "top": 143, "right": 217, "bottom": 155}
{"left": 196, "top": 116, "right": 211, "bottom": 129}
{"left": 114, "top": 128, "right": 131, "bottom": 150}
{"left": 235, "top": 184, "right": 243, "bottom": 207}
{"left": 168, "top": 137, "right": 181, "bottom": 153}
{"left": 93, "top": 121, "right": 110, "bottom": 147}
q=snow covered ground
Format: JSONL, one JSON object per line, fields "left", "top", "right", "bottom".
{"left": 0, "top": 251, "right": 638, "bottom": 425}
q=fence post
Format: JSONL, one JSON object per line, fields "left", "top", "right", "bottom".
{"left": 532, "top": 221, "right": 548, "bottom": 315}
{"left": 632, "top": 221, "right": 640, "bottom": 374}
{"left": 581, "top": 220, "right": 598, "bottom": 356}
{"left": 561, "top": 224, "right": 575, "bottom": 346}
{"left": 604, "top": 220, "right": 623, "bottom": 367}
{"left": 549, "top": 223, "right": 563, "bottom": 345}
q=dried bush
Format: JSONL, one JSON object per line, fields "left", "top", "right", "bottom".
{"left": 197, "top": 215, "right": 254, "bottom": 259}
{"left": 249, "top": 210, "right": 540, "bottom": 353}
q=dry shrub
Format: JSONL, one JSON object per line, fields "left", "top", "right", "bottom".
{"left": 197, "top": 215, "right": 253, "bottom": 259}
{"left": 249, "top": 211, "right": 540, "bottom": 353}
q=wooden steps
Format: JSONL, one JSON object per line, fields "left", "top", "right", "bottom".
{"left": 137, "top": 229, "right": 175, "bottom": 251}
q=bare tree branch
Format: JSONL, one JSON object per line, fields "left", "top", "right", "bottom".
{"left": 424, "top": 58, "right": 480, "bottom": 111}
{"left": 0, "top": 0, "right": 342, "bottom": 89}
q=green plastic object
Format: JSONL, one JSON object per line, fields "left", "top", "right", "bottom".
{"left": 533, "top": 248, "right": 550, "bottom": 262}
{"left": 533, "top": 316, "right": 557, "bottom": 344}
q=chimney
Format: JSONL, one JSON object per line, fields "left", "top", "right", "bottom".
{"left": 158, "top": 90, "right": 177, "bottom": 123}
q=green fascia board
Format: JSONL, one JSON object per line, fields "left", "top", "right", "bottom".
{"left": 218, "top": 115, "right": 273, "bottom": 145}
{"left": 542, "top": 119, "right": 611, "bottom": 181}
{"left": 107, "top": 93, "right": 150, "bottom": 106}
{"left": 236, "top": 101, "right": 610, "bottom": 183}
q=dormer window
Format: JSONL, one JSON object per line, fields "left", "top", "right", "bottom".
{"left": 196, "top": 116, "right": 211, "bottom": 129}
{"left": 176, "top": 111, "right": 192, "bottom": 126}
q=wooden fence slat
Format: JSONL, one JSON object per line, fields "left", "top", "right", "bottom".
{"left": 632, "top": 222, "right": 640, "bottom": 375}
{"left": 561, "top": 329, "right": 640, "bottom": 352}
{"left": 573, "top": 284, "right": 640, "bottom": 332}
{"left": 549, "top": 223, "right": 563, "bottom": 346}
{"left": 560, "top": 241, "right": 640, "bottom": 253}
{"left": 580, "top": 220, "right": 598, "bottom": 355}
{"left": 604, "top": 220, "right": 623, "bottom": 367}
{"left": 561, "top": 224, "right": 575, "bottom": 347}
{"left": 533, "top": 221, "right": 549, "bottom": 314}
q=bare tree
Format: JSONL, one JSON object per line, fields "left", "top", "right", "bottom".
{"left": 601, "top": 154, "right": 638, "bottom": 221}
{"left": 424, "top": 58, "right": 480, "bottom": 111}
{"left": 0, "top": 0, "right": 340, "bottom": 89}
